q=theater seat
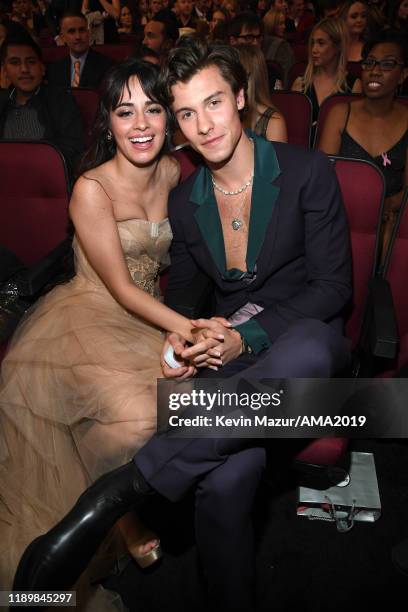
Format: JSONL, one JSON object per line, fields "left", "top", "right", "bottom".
{"left": 0, "top": 141, "right": 71, "bottom": 361}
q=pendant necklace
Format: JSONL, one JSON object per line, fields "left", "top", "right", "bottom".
{"left": 212, "top": 172, "right": 253, "bottom": 231}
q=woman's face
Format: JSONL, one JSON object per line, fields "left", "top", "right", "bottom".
{"left": 362, "top": 42, "right": 405, "bottom": 98}
{"left": 210, "top": 10, "right": 226, "bottom": 31}
{"left": 224, "top": 2, "right": 237, "bottom": 19}
{"left": 120, "top": 6, "right": 133, "bottom": 26}
{"left": 310, "top": 28, "right": 339, "bottom": 68}
{"left": 346, "top": 2, "right": 367, "bottom": 36}
{"left": 398, "top": 0, "right": 408, "bottom": 21}
{"left": 276, "top": 12, "right": 286, "bottom": 36}
{"left": 110, "top": 76, "right": 167, "bottom": 167}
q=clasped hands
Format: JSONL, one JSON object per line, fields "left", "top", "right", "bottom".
{"left": 161, "top": 317, "right": 242, "bottom": 379}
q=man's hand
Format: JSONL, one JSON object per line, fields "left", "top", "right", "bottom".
{"left": 182, "top": 318, "right": 242, "bottom": 368}
{"left": 161, "top": 333, "right": 197, "bottom": 380}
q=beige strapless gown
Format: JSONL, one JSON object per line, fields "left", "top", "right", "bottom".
{"left": 0, "top": 219, "right": 172, "bottom": 605}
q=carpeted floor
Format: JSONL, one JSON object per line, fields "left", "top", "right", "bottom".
{"left": 105, "top": 439, "right": 408, "bottom": 612}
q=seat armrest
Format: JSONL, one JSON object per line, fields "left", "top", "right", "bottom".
{"left": 16, "top": 238, "right": 73, "bottom": 297}
{"left": 367, "top": 277, "right": 399, "bottom": 359}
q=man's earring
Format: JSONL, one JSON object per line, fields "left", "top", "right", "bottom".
{"left": 106, "top": 130, "right": 113, "bottom": 141}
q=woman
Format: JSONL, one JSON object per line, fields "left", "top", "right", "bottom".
{"left": 263, "top": 6, "right": 295, "bottom": 86}
{"left": 236, "top": 44, "right": 287, "bottom": 142}
{"left": 82, "top": 0, "right": 120, "bottom": 44}
{"left": 117, "top": 3, "right": 136, "bottom": 34}
{"left": 291, "top": 17, "right": 362, "bottom": 130}
{"left": 389, "top": 0, "right": 408, "bottom": 34}
{"left": 340, "top": 0, "right": 368, "bottom": 61}
{"left": 318, "top": 31, "right": 408, "bottom": 260}
{"left": 0, "top": 59, "right": 205, "bottom": 607}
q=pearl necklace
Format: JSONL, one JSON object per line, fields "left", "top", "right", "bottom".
{"left": 211, "top": 172, "right": 254, "bottom": 196}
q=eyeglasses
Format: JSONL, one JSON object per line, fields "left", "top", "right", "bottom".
{"left": 361, "top": 58, "right": 404, "bottom": 71}
{"left": 237, "top": 33, "right": 263, "bottom": 43}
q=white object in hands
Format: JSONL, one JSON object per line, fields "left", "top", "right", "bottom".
{"left": 164, "top": 345, "right": 183, "bottom": 369}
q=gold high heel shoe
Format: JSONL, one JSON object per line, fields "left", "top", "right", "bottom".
{"left": 129, "top": 538, "right": 162, "bottom": 569}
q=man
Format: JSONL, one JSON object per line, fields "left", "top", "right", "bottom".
{"left": 13, "top": 38, "right": 351, "bottom": 611}
{"left": 143, "top": 17, "right": 178, "bottom": 55}
{"left": 46, "top": 11, "right": 112, "bottom": 89}
{"left": 175, "top": 0, "right": 198, "bottom": 28}
{"left": 229, "top": 12, "right": 264, "bottom": 46}
{"left": 0, "top": 34, "right": 83, "bottom": 180}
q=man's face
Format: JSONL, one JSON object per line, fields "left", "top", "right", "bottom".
{"left": 143, "top": 21, "right": 165, "bottom": 52}
{"left": 177, "top": 0, "right": 193, "bottom": 17}
{"left": 60, "top": 16, "right": 90, "bottom": 57}
{"left": 231, "top": 25, "right": 263, "bottom": 46}
{"left": 3, "top": 44, "right": 44, "bottom": 98}
{"left": 13, "top": 0, "right": 30, "bottom": 15}
{"left": 171, "top": 64, "right": 244, "bottom": 167}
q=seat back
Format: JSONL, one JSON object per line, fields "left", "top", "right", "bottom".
{"left": 313, "top": 94, "right": 363, "bottom": 148}
{"left": 269, "top": 91, "right": 312, "bottom": 147}
{"left": 382, "top": 190, "right": 408, "bottom": 371}
{"left": 331, "top": 157, "right": 385, "bottom": 347}
{"left": 287, "top": 61, "right": 307, "bottom": 89}
{"left": 71, "top": 88, "right": 100, "bottom": 146}
{"left": 0, "top": 141, "right": 70, "bottom": 266}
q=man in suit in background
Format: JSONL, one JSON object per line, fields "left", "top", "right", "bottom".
{"left": 14, "top": 37, "right": 352, "bottom": 612}
{"left": 47, "top": 11, "right": 112, "bottom": 89}
{"left": 0, "top": 34, "right": 83, "bottom": 180}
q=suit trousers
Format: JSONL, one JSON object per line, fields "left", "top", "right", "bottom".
{"left": 135, "top": 318, "right": 351, "bottom": 611}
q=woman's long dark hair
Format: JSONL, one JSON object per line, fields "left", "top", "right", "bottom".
{"left": 78, "top": 59, "right": 172, "bottom": 176}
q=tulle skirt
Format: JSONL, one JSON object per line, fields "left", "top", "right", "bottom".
{"left": 0, "top": 275, "right": 164, "bottom": 608}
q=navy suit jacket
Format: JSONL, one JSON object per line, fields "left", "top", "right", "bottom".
{"left": 46, "top": 48, "right": 112, "bottom": 89}
{"left": 164, "top": 135, "right": 352, "bottom": 354}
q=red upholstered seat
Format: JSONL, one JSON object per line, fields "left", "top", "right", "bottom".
{"left": 71, "top": 88, "right": 100, "bottom": 147}
{"left": 270, "top": 91, "right": 313, "bottom": 148}
{"left": 0, "top": 141, "right": 70, "bottom": 266}
{"left": 379, "top": 192, "right": 408, "bottom": 376}
{"left": 0, "top": 141, "right": 71, "bottom": 362}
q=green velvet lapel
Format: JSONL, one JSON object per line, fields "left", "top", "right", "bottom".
{"left": 189, "top": 133, "right": 281, "bottom": 279}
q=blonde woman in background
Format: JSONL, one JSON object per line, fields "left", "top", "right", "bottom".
{"left": 291, "top": 17, "right": 361, "bottom": 130}
{"left": 263, "top": 6, "right": 295, "bottom": 86}
{"left": 236, "top": 44, "right": 287, "bottom": 142}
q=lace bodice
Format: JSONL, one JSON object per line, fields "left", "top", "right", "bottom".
{"left": 73, "top": 218, "right": 172, "bottom": 298}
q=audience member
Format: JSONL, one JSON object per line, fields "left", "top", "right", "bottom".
{"left": 229, "top": 11, "right": 263, "bottom": 46}
{"left": 117, "top": 2, "right": 138, "bottom": 34}
{"left": 222, "top": 0, "right": 239, "bottom": 19}
{"left": 318, "top": 30, "right": 408, "bottom": 260}
{"left": 47, "top": 12, "right": 112, "bottom": 89}
{"left": 236, "top": 44, "right": 288, "bottom": 141}
{"left": 263, "top": 6, "right": 295, "bottom": 85}
{"left": 292, "top": 17, "right": 361, "bottom": 130}
{"left": 285, "top": 0, "right": 314, "bottom": 42}
{"left": 0, "top": 56, "right": 184, "bottom": 607}
{"left": 194, "top": 0, "right": 212, "bottom": 20}
{"left": 0, "top": 35, "right": 83, "bottom": 179}
{"left": 175, "top": 0, "right": 198, "bottom": 28}
{"left": 388, "top": 0, "right": 408, "bottom": 34}
{"left": 143, "top": 17, "right": 178, "bottom": 55}
{"left": 81, "top": 0, "right": 119, "bottom": 44}
{"left": 339, "top": 0, "right": 368, "bottom": 61}
{"left": 209, "top": 5, "right": 229, "bottom": 32}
